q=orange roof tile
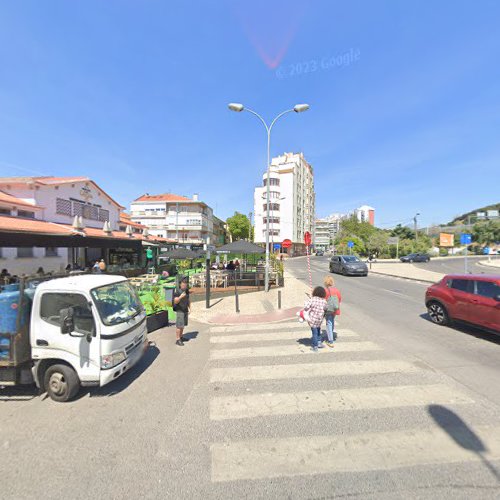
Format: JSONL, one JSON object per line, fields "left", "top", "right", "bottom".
{"left": 0, "top": 190, "right": 41, "bottom": 209}
{"left": 134, "top": 193, "right": 191, "bottom": 202}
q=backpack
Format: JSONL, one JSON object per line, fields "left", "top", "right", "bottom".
{"left": 326, "top": 288, "right": 339, "bottom": 313}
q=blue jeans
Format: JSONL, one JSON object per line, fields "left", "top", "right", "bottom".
{"left": 325, "top": 314, "right": 336, "bottom": 342}
{"left": 311, "top": 326, "right": 322, "bottom": 348}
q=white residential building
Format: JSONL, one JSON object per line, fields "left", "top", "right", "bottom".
{"left": 314, "top": 219, "right": 331, "bottom": 250}
{"left": 354, "top": 205, "right": 375, "bottom": 225}
{"left": 0, "top": 176, "right": 146, "bottom": 275}
{"left": 130, "top": 193, "right": 215, "bottom": 246}
{"left": 253, "top": 152, "right": 315, "bottom": 255}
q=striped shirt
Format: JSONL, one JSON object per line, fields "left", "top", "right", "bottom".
{"left": 304, "top": 296, "right": 327, "bottom": 327}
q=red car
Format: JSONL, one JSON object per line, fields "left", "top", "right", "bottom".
{"left": 425, "top": 274, "right": 500, "bottom": 333}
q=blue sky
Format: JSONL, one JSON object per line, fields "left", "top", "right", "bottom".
{"left": 0, "top": 0, "right": 499, "bottom": 227}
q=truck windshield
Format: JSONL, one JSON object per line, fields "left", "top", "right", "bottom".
{"left": 91, "top": 281, "right": 143, "bottom": 326}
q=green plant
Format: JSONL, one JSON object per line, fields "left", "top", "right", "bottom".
{"left": 143, "top": 286, "right": 167, "bottom": 315}
{"left": 176, "top": 259, "right": 191, "bottom": 274}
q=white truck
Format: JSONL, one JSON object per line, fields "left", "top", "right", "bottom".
{"left": 0, "top": 274, "right": 148, "bottom": 402}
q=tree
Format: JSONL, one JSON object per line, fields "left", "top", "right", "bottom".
{"left": 391, "top": 224, "right": 415, "bottom": 240}
{"left": 472, "top": 220, "right": 500, "bottom": 245}
{"left": 366, "top": 232, "right": 390, "bottom": 258}
{"left": 226, "top": 212, "right": 251, "bottom": 241}
{"left": 336, "top": 236, "right": 365, "bottom": 256}
{"left": 338, "top": 216, "right": 376, "bottom": 243}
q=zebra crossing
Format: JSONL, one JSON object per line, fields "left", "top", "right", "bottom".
{"left": 206, "top": 319, "right": 500, "bottom": 485}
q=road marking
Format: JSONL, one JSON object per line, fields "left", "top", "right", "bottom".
{"left": 209, "top": 359, "right": 419, "bottom": 383}
{"left": 211, "top": 424, "right": 500, "bottom": 482}
{"left": 209, "top": 383, "right": 472, "bottom": 420}
{"left": 210, "top": 322, "right": 303, "bottom": 333}
{"left": 210, "top": 341, "right": 382, "bottom": 360}
{"left": 210, "top": 329, "right": 358, "bottom": 344}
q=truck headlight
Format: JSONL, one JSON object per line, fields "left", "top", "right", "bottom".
{"left": 101, "top": 351, "right": 126, "bottom": 369}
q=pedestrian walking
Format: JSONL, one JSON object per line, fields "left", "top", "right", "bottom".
{"left": 173, "top": 278, "right": 191, "bottom": 346}
{"left": 323, "top": 276, "right": 341, "bottom": 347}
{"left": 303, "top": 286, "right": 328, "bottom": 352}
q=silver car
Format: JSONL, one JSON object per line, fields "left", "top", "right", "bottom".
{"left": 329, "top": 255, "right": 368, "bottom": 276}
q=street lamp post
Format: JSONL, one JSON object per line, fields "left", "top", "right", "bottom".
{"left": 414, "top": 212, "right": 420, "bottom": 242}
{"left": 229, "top": 102, "right": 309, "bottom": 291}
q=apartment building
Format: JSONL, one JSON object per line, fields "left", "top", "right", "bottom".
{"left": 130, "top": 193, "right": 216, "bottom": 246}
{"left": 313, "top": 219, "right": 331, "bottom": 250}
{"left": 354, "top": 205, "right": 375, "bottom": 225}
{"left": 253, "top": 152, "right": 315, "bottom": 255}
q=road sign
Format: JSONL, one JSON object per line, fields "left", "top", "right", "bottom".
{"left": 273, "top": 243, "right": 281, "bottom": 251}
{"left": 387, "top": 237, "right": 399, "bottom": 245}
{"left": 282, "top": 239, "right": 292, "bottom": 249}
{"left": 304, "top": 231, "right": 312, "bottom": 246}
{"left": 347, "top": 240, "right": 354, "bottom": 248}
{"left": 460, "top": 233, "right": 472, "bottom": 245}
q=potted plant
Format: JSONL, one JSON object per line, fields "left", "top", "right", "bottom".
{"left": 144, "top": 286, "right": 169, "bottom": 332}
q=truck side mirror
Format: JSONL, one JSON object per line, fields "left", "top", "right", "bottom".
{"left": 60, "top": 307, "right": 75, "bottom": 334}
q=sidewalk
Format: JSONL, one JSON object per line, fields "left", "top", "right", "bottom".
{"left": 190, "top": 270, "right": 309, "bottom": 325}
{"left": 478, "top": 259, "right": 500, "bottom": 269}
{"left": 368, "top": 262, "right": 444, "bottom": 283}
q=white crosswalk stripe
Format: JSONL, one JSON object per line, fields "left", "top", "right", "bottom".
{"left": 210, "top": 383, "right": 473, "bottom": 420}
{"left": 211, "top": 424, "right": 500, "bottom": 482}
{"left": 207, "top": 322, "right": 483, "bottom": 484}
{"left": 210, "top": 341, "right": 381, "bottom": 360}
{"left": 210, "top": 328, "right": 357, "bottom": 344}
{"left": 209, "top": 359, "right": 419, "bottom": 383}
{"left": 209, "top": 322, "right": 306, "bottom": 333}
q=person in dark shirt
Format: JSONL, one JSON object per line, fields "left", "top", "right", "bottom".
{"left": 173, "top": 278, "right": 191, "bottom": 346}
{"left": 226, "top": 261, "right": 235, "bottom": 271}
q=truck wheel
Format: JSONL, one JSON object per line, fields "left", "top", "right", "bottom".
{"left": 44, "top": 364, "right": 80, "bottom": 402}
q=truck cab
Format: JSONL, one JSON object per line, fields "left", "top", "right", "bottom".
{"left": 1, "top": 274, "right": 147, "bottom": 402}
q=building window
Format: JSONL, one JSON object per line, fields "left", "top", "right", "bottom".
{"left": 98, "top": 208, "right": 109, "bottom": 222}
{"left": 56, "top": 198, "right": 72, "bottom": 216}
{"left": 263, "top": 203, "right": 280, "bottom": 212}
{"left": 17, "top": 247, "right": 34, "bottom": 258}
{"left": 18, "top": 210, "right": 35, "bottom": 219}
{"left": 45, "top": 247, "right": 58, "bottom": 257}
{"left": 263, "top": 178, "right": 280, "bottom": 187}
{"left": 263, "top": 217, "right": 280, "bottom": 224}
{"left": 0, "top": 207, "right": 10, "bottom": 215}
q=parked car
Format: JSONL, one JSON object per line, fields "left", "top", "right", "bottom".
{"left": 425, "top": 274, "right": 500, "bottom": 333}
{"left": 315, "top": 250, "right": 324, "bottom": 257}
{"left": 329, "top": 255, "right": 368, "bottom": 276}
{"left": 400, "top": 253, "right": 431, "bottom": 263}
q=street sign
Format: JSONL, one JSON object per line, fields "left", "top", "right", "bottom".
{"left": 387, "top": 237, "right": 399, "bottom": 245}
{"left": 304, "top": 231, "right": 312, "bottom": 246}
{"left": 282, "top": 239, "right": 292, "bottom": 249}
{"left": 273, "top": 243, "right": 281, "bottom": 251}
{"left": 460, "top": 233, "right": 472, "bottom": 245}
{"left": 347, "top": 240, "right": 354, "bottom": 248}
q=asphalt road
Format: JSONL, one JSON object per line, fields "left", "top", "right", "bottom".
{"left": 412, "top": 255, "right": 495, "bottom": 275}
{"left": 1, "top": 258, "right": 500, "bottom": 499}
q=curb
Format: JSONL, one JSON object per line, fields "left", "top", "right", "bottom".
{"left": 368, "top": 270, "right": 438, "bottom": 284}
{"left": 477, "top": 261, "right": 500, "bottom": 270}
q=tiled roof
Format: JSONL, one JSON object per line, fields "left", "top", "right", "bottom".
{"left": 0, "top": 215, "right": 176, "bottom": 243}
{"left": 134, "top": 193, "right": 191, "bottom": 202}
{"left": 0, "top": 176, "right": 124, "bottom": 210}
{"left": 0, "top": 190, "right": 41, "bottom": 209}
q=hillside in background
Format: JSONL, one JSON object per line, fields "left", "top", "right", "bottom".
{"left": 447, "top": 202, "right": 500, "bottom": 225}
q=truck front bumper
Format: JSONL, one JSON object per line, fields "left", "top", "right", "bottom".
{"left": 100, "top": 340, "right": 148, "bottom": 387}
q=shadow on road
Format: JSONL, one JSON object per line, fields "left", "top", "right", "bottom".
{"left": 419, "top": 313, "right": 500, "bottom": 345}
{"left": 182, "top": 330, "right": 199, "bottom": 342}
{"left": 428, "top": 404, "right": 500, "bottom": 483}
{"left": 90, "top": 343, "right": 160, "bottom": 398}
{"left": 0, "top": 384, "right": 38, "bottom": 401}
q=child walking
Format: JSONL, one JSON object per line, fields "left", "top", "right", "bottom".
{"left": 304, "top": 286, "right": 328, "bottom": 352}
